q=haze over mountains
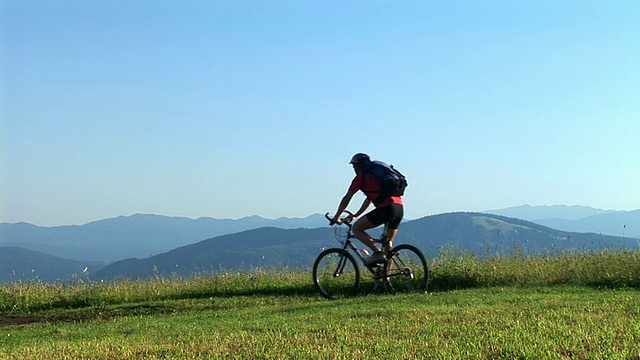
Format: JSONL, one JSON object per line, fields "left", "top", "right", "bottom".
{"left": 1, "top": 205, "right": 638, "bottom": 283}
{"left": 484, "top": 205, "right": 639, "bottom": 238}
{"left": 484, "top": 204, "right": 618, "bottom": 221}
{"left": 87, "top": 212, "right": 640, "bottom": 281}
{"left": 0, "top": 214, "right": 328, "bottom": 262}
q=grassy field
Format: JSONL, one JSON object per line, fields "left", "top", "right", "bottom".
{"left": 1, "top": 249, "right": 639, "bottom": 359}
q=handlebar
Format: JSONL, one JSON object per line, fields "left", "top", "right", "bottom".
{"left": 325, "top": 210, "right": 355, "bottom": 226}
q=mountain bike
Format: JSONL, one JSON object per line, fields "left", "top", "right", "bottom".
{"left": 312, "top": 211, "right": 429, "bottom": 300}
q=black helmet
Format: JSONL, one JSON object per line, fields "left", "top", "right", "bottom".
{"left": 349, "top": 153, "right": 371, "bottom": 165}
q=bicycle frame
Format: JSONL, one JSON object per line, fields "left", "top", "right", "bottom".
{"left": 324, "top": 212, "right": 388, "bottom": 271}
{"left": 315, "top": 211, "right": 428, "bottom": 299}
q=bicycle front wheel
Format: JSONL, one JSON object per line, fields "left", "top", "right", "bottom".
{"left": 313, "top": 248, "right": 360, "bottom": 300}
{"left": 383, "top": 244, "right": 429, "bottom": 294}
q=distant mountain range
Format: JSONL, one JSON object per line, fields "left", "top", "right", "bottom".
{"left": 484, "top": 204, "right": 616, "bottom": 220}
{"left": 2, "top": 206, "right": 638, "bottom": 283}
{"left": 92, "top": 212, "right": 638, "bottom": 281}
{"left": 0, "top": 247, "right": 103, "bottom": 283}
{"left": 484, "top": 205, "right": 639, "bottom": 238}
{"left": 0, "top": 214, "right": 328, "bottom": 262}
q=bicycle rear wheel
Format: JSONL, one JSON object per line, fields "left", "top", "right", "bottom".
{"left": 313, "top": 248, "right": 360, "bottom": 300}
{"left": 383, "top": 244, "right": 429, "bottom": 294}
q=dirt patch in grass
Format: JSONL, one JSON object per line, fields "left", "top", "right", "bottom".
{"left": 0, "top": 316, "right": 42, "bottom": 326}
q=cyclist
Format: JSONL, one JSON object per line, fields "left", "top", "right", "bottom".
{"left": 330, "top": 153, "right": 404, "bottom": 266}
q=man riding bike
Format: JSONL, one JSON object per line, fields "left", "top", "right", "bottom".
{"left": 330, "top": 153, "right": 404, "bottom": 266}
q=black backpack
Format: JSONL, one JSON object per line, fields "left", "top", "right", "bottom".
{"left": 363, "top": 161, "right": 408, "bottom": 205}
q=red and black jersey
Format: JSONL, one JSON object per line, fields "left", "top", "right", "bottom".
{"left": 348, "top": 172, "right": 403, "bottom": 208}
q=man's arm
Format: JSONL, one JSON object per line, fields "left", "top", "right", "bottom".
{"left": 332, "top": 191, "right": 355, "bottom": 223}
{"left": 353, "top": 198, "right": 371, "bottom": 218}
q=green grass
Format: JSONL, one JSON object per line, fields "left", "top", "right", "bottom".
{"left": 1, "top": 249, "right": 640, "bottom": 359}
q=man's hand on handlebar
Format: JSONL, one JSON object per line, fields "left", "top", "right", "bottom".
{"left": 329, "top": 213, "right": 344, "bottom": 225}
{"left": 325, "top": 211, "right": 355, "bottom": 226}
{"left": 342, "top": 214, "right": 355, "bottom": 224}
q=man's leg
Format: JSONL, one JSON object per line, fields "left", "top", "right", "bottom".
{"left": 382, "top": 204, "right": 403, "bottom": 255}
{"left": 382, "top": 225, "right": 397, "bottom": 255}
{"left": 352, "top": 216, "right": 381, "bottom": 253}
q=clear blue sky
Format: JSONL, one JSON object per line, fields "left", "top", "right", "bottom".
{"left": 2, "top": 1, "right": 639, "bottom": 226}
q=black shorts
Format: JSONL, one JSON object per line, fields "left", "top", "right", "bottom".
{"left": 365, "top": 204, "right": 404, "bottom": 229}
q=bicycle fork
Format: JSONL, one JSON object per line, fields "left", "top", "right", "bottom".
{"left": 333, "top": 254, "right": 350, "bottom": 278}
